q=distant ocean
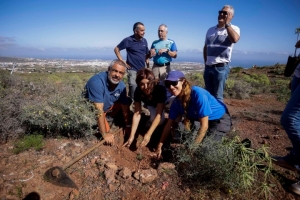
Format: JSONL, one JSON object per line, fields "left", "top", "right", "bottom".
{"left": 34, "top": 54, "right": 285, "bottom": 69}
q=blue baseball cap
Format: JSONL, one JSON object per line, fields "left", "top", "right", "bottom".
{"left": 165, "top": 70, "right": 185, "bottom": 81}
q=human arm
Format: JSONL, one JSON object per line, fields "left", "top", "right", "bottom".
{"left": 114, "top": 46, "right": 130, "bottom": 69}
{"left": 194, "top": 116, "right": 209, "bottom": 144}
{"left": 140, "top": 103, "right": 165, "bottom": 147}
{"left": 156, "top": 118, "right": 174, "bottom": 158}
{"left": 123, "top": 102, "right": 141, "bottom": 147}
{"left": 94, "top": 103, "right": 115, "bottom": 145}
{"left": 225, "top": 13, "right": 240, "bottom": 43}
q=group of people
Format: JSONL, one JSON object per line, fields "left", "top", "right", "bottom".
{"left": 84, "top": 4, "right": 238, "bottom": 155}
{"left": 83, "top": 4, "right": 300, "bottom": 195}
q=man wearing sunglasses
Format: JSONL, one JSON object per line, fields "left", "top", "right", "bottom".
{"left": 149, "top": 24, "right": 178, "bottom": 80}
{"left": 203, "top": 5, "right": 240, "bottom": 102}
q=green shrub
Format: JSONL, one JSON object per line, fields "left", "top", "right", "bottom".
{"left": 173, "top": 134, "right": 274, "bottom": 199}
{"left": 231, "top": 67, "right": 243, "bottom": 74}
{"left": 13, "top": 134, "right": 44, "bottom": 154}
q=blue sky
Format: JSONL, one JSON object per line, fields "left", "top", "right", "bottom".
{"left": 0, "top": 0, "right": 300, "bottom": 67}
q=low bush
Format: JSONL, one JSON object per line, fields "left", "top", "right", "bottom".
{"left": 13, "top": 134, "right": 44, "bottom": 154}
{"left": 173, "top": 133, "right": 274, "bottom": 199}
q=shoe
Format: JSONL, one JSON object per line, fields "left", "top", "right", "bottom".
{"left": 272, "top": 156, "right": 298, "bottom": 171}
{"left": 289, "top": 181, "right": 300, "bottom": 196}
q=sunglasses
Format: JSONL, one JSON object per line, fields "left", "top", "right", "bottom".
{"left": 218, "top": 11, "right": 228, "bottom": 15}
{"left": 165, "top": 80, "right": 179, "bottom": 88}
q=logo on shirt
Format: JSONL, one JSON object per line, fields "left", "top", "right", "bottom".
{"left": 165, "top": 44, "right": 170, "bottom": 48}
{"left": 114, "top": 92, "right": 120, "bottom": 97}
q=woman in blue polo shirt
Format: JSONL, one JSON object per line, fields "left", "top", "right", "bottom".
{"left": 156, "top": 70, "right": 231, "bottom": 158}
{"left": 123, "top": 68, "right": 167, "bottom": 148}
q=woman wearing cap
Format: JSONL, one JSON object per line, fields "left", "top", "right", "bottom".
{"left": 156, "top": 70, "right": 231, "bottom": 158}
{"left": 123, "top": 68, "right": 167, "bottom": 148}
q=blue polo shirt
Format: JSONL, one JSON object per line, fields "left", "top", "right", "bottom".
{"left": 169, "top": 86, "right": 226, "bottom": 121}
{"left": 84, "top": 72, "right": 128, "bottom": 112}
{"left": 151, "top": 38, "right": 177, "bottom": 65}
{"left": 117, "top": 35, "right": 149, "bottom": 72}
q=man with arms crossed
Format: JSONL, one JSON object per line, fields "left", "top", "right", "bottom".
{"left": 150, "top": 24, "right": 178, "bottom": 80}
{"left": 84, "top": 59, "right": 131, "bottom": 145}
{"left": 203, "top": 5, "right": 240, "bottom": 102}
{"left": 114, "top": 22, "right": 150, "bottom": 99}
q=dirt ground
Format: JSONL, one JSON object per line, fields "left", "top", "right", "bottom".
{"left": 1, "top": 89, "right": 300, "bottom": 199}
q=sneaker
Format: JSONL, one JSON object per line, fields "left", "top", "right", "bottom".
{"left": 272, "top": 156, "right": 298, "bottom": 171}
{"left": 289, "top": 181, "right": 300, "bottom": 196}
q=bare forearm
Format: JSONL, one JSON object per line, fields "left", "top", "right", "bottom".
{"left": 114, "top": 47, "right": 123, "bottom": 60}
{"left": 195, "top": 126, "right": 208, "bottom": 144}
{"left": 168, "top": 50, "right": 177, "bottom": 58}
{"left": 129, "top": 113, "right": 141, "bottom": 139}
{"left": 145, "top": 114, "right": 161, "bottom": 137}
{"left": 157, "top": 120, "right": 173, "bottom": 147}
{"left": 97, "top": 115, "right": 107, "bottom": 137}
{"left": 226, "top": 26, "right": 240, "bottom": 43}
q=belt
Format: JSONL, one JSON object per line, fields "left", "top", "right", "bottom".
{"left": 209, "top": 63, "right": 228, "bottom": 67}
{"left": 154, "top": 62, "right": 170, "bottom": 66}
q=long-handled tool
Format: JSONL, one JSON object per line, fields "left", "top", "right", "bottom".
{"left": 44, "top": 128, "right": 122, "bottom": 189}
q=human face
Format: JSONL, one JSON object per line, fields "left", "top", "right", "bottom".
{"left": 134, "top": 25, "right": 145, "bottom": 39}
{"left": 139, "top": 78, "right": 151, "bottom": 95}
{"left": 108, "top": 63, "right": 126, "bottom": 84}
{"left": 158, "top": 26, "right": 167, "bottom": 40}
{"left": 165, "top": 80, "right": 183, "bottom": 96}
{"left": 218, "top": 7, "right": 233, "bottom": 24}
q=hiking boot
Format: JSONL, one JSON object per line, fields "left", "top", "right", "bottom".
{"left": 289, "top": 181, "right": 300, "bottom": 196}
{"left": 272, "top": 156, "right": 298, "bottom": 171}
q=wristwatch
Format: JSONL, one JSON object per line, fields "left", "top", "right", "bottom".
{"left": 225, "top": 23, "right": 231, "bottom": 28}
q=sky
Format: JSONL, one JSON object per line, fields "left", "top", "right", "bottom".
{"left": 0, "top": 0, "right": 300, "bottom": 67}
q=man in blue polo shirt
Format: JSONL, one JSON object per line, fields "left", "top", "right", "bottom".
{"left": 114, "top": 22, "right": 150, "bottom": 99}
{"left": 150, "top": 24, "right": 178, "bottom": 80}
{"left": 84, "top": 59, "right": 131, "bottom": 145}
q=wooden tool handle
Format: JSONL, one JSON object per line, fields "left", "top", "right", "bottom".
{"left": 62, "top": 128, "right": 122, "bottom": 170}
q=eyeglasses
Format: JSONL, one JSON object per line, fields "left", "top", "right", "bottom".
{"left": 218, "top": 11, "right": 228, "bottom": 15}
{"left": 165, "top": 80, "right": 179, "bottom": 88}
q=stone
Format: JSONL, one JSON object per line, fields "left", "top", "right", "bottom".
{"left": 105, "top": 163, "right": 118, "bottom": 171}
{"left": 157, "top": 162, "right": 176, "bottom": 174}
{"left": 119, "top": 167, "right": 132, "bottom": 179}
{"left": 138, "top": 169, "right": 158, "bottom": 184}
{"left": 104, "top": 169, "right": 116, "bottom": 184}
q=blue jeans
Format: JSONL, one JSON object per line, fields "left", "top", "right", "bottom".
{"left": 280, "top": 83, "right": 300, "bottom": 169}
{"left": 291, "top": 76, "right": 300, "bottom": 95}
{"left": 203, "top": 64, "right": 230, "bottom": 102}
{"left": 127, "top": 69, "right": 137, "bottom": 99}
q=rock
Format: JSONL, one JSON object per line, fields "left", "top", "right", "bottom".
{"left": 157, "top": 162, "right": 176, "bottom": 174}
{"left": 119, "top": 167, "right": 132, "bottom": 179}
{"left": 134, "top": 169, "right": 158, "bottom": 184}
{"left": 105, "top": 163, "right": 118, "bottom": 171}
{"left": 104, "top": 169, "right": 116, "bottom": 184}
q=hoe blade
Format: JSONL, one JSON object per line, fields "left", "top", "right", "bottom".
{"left": 44, "top": 166, "right": 78, "bottom": 189}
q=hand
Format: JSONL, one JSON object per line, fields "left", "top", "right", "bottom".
{"left": 103, "top": 133, "right": 114, "bottom": 145}
{"left": 158, "top": 48, "right": 168, "bottom": 55}
{"left": 123, "top": 137, "right": 134, "bottom": 148}
{"left": 150, "top": 49, "right": 156, "bottom": 57}
{"left": 140, "top": 134, "right": 151, "bottom": 147}
{"left": 156, "top": 144, "right": 163, "bottom": 159}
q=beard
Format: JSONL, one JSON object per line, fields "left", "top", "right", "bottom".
{"left": 108, "top": 74, "right": 120, "bottom": 85}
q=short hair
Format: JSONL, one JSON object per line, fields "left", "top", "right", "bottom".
{"left": 133, "top": 22, "right": 144, "bottom": 32}
{"left": 108, "top": 59, "right": 127, "bottom": 71}
{"left": 159, "top": 24, "right": 168, "bottom": 32}
{"left": 223, "top": 5, "right": 234, "bottom": 15}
